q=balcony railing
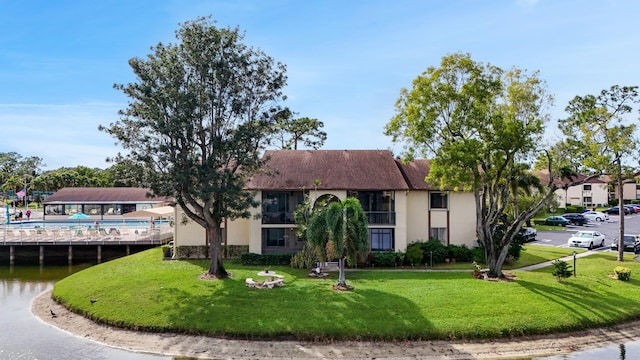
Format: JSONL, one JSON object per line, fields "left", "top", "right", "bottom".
{"left": 366, "top": 211, "right": 396, "bottom": 225}
{"left": 262, "top": 211, "right": 396, "bottom": 225}
{"left": 262, "top": 211, "right": 296, "bottom": 224}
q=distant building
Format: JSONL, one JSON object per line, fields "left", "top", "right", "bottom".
{"left": 535, "top": 170, "right": 609, "bottom": 208}
{"left": 42, "top": 187, "right": 172, "bottom": 220}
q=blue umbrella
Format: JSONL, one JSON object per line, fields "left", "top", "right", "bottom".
{"left": 68, "top": 212, "right": 90, "bottom": 220}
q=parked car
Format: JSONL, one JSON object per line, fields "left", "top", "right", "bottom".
{"left": 519, "top": 227, "right": 537, "bottom": 242}
{"left": 610, "top": 234, "right": 640, "bottom": 253}
{"left": 544, "top": 216, "right": 570, "bottom": 227}
{"left": 627, "top": 204, "right": 640, "bottom": 211}
{"left": 582, "top": 211, "right": 609, "bottom": 222}
{"left": 567, "top": 230, "right": 606, "bottom": 249}
{"left": 603, "top": 207, "right": 629, "bottom": 215}
{"left": 561, "top": 213, "right": 589, "bottom": 226}
{"left": 624, "top": 205, "right": 638, "bottom": 214}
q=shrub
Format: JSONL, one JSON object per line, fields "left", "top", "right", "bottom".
{"left": 565, "top": 205, "right": 585, "bottom": 214}
{"left": 448, "top": 244, "right": 474, "bottom": 262}
{"left": 551, "top": 259, "right": 573, "bottom": 280}
{"left": 405, "top": 243, "right": 424, "bottom": 266}
{"left": 223, "top": 245, "right": 249, "bottom": 258}
{"left": 614, "top": 266, "right": 631, "bottom": 281}
{"left": 370, "top": 251, "right": 404, "bottom": 268}
{"left": 290, "top": 245, "right": 319, "bottom": 269}
{"left": 239, "top": 253, "right": 292, "bottom": 266}
{"left": 471, "top": 247, "right": 486, "bottom": 263}
{"left": 174, "top": 245, "right": 209, "bottom": 259}
{"left": 419, "top": 238, "right": 449, "bottom": 265}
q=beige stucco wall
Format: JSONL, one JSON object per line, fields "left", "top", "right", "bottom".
{"left": 405, "top": 191, "right": 429, "bottom": 243}
{"left": 448, "top": 192, "right": 476, "bottom": 247}
{"left": 622, "top": 183, "right": 638, "bottom": 202}
{"left": 403, "top": 190, "right": 476, "bottom": 248}
{"left": 248, "top": 192, "right": 262, "bottom": 253}
{"left": 391, "top": 191, "right": 408, "bottom": 252}
{"left": 174, "top": 206, "right": 250, "bottom": 247}
{"left": 564, "top": 183, "right": 608, "bottom": 207}
{"left": 174, "top": 206, "right": 205, "bottom": 246}
{"left": 555, "top": 183, "right": 609, "bottom": 208}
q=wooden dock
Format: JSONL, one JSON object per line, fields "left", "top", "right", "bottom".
{"left": 0, "top": 225, "right": 173, "bottom": 265}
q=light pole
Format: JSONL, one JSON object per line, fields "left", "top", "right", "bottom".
{"left": 573, "top": 251, "right": 577, "bottom": 277}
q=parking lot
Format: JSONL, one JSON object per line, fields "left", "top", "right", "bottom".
{"left": 531, "top": 213, "right": 640, "bottom": 251}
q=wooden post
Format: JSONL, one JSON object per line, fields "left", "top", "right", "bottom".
{"left": 39, "top": 245, "right": 44, "bottom": 265}
{"left": 126, "top": 244, "right": 130, "bottom": 255}
{"left": 9, "top": 245, "right": 15, "bottom": 264}
{"left": 68, "top": 245, "right": 73, "bottom": 264}
{"left": 97, "top": 245, "right": 102, "bottom": 263}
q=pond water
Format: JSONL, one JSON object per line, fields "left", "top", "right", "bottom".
{"left": 0, "top": 264, "right": 169, "bottom": 360}
{"left": 536, "top": 342, "right": 638, "bottom": 359}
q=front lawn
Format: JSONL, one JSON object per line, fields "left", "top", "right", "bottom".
{"left": 53, "top": 246, "right": 640, "bottom": 341}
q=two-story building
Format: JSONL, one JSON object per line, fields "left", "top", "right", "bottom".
{"left": 174, "top": 150, "right": 477, "bottom": 255}
{"left": 536, "top": 170, "right": 609, "bottom": 209}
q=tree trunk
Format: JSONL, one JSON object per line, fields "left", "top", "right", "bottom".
{"left": 336, "top": 210, "right": 348, "bottom": 287}
{"left": 206, "top": 222, "right": 228, "bottom": 278}
{"left": 617, "top": 160, "right": 625, "bottom": 262}
{"left": 337, "top": 258, "right": 346, "bottom": 286}
{"left": 485, "top": 238, "right": 510, "bottom": 278}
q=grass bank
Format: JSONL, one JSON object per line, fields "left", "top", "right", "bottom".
{"left": 52, "top": 245, "right": 640, "bottom": 341}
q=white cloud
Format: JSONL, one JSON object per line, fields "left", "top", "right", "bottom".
{"left": 0, "top": 102, "right": 124, "bottom": 170}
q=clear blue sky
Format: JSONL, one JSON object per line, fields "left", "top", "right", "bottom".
{"left": 1, "top": 0, "right": 638, "bottom": 170}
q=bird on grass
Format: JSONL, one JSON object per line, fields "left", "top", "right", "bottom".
{"left": 90, "top": 299, "right": 99, "bottom": 304}
{"left": 49, "top": 309, "right": 57, "bottom": 318}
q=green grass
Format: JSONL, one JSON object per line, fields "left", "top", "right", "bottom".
{"left": 53, "top": 246, "right": 640, "bottom": 341}
{"left": 429, "top": 244, "right": 582, "bottom": 270}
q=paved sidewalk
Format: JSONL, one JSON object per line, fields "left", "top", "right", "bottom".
{"left": 516, "top": 250, "right": 597, "bottom": 271}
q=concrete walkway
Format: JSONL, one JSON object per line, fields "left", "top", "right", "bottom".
{"left": 516, "top": 250, "right": 598, "bottom": 271}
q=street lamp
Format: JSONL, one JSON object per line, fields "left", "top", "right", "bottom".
{"left": 573, "top": 251, "right": 577, "bottom": 277}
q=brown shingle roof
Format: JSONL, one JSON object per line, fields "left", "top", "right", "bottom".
{"left": 535, "top": 169, "right": 606, "bottom": 185}
{"left": 395, "top": 159, "right": 434, "bottom": 190}
{"left": 42, "top": 187, "right": 172, "bottom": 204}
{"left": 246, "top": 150, "right": 411, "bottom": 191}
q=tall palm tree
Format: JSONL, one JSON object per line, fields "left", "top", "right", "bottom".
{"left": 306, "top": 197, "right": 369, "bottom": 288}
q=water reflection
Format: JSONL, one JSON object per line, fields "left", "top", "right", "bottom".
{"left": 536, "top": 341, "right": 637, "bottom": 359}
{"left": 0, "top": 264, "right": 169, "bottom": 360}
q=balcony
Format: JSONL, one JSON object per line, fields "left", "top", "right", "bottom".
{"left": 262, "top": 211, "right": 296, "bottom": 224}
{"left": 366, "top": 211, "right": 396, "bottom": 225}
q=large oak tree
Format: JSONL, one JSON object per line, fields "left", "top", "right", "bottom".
{"left": 385, "top": 53, "right": 580, "bottom": 278}
{"left": 101, "top": 17, "right": 288, "bottom": 277}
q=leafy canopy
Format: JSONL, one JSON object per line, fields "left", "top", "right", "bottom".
{"left": 100, "top": 16, "right": 288, "bottom": 276}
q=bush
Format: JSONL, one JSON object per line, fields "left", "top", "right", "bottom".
{"left": 565, "top": 205, "right": 585, "bottom": 214}
{"left": 239, "top": 253, "right": 292, "bottom": 266}
{"left": 419, "top": 238, "right": 449, "bottom": 265}
{"left": 614, "top": 266, "right": 631, "bottom": 281}
{"left": 405, "top": 243, "right": 424, "bottom": 266}
{"left": 447, "top": 244, "right": 474, "bottom": 262}
{"left": 290, "top": 245, "right": 319, "bottom": 269}
{"left": 369, "top": 251, "right": 404, "bottom": 268}
{"left": 551, "top": 259, "right": 573, "bottom": 280}
{"left": 471, "top": 247, "right": 486, "bottom": 263}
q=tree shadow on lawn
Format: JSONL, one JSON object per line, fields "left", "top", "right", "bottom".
{"left": 156, "top": 281, "right": 441, "bottom": 340}
{"left": 516, "top": 278, "right": 640, "bottom": 328}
